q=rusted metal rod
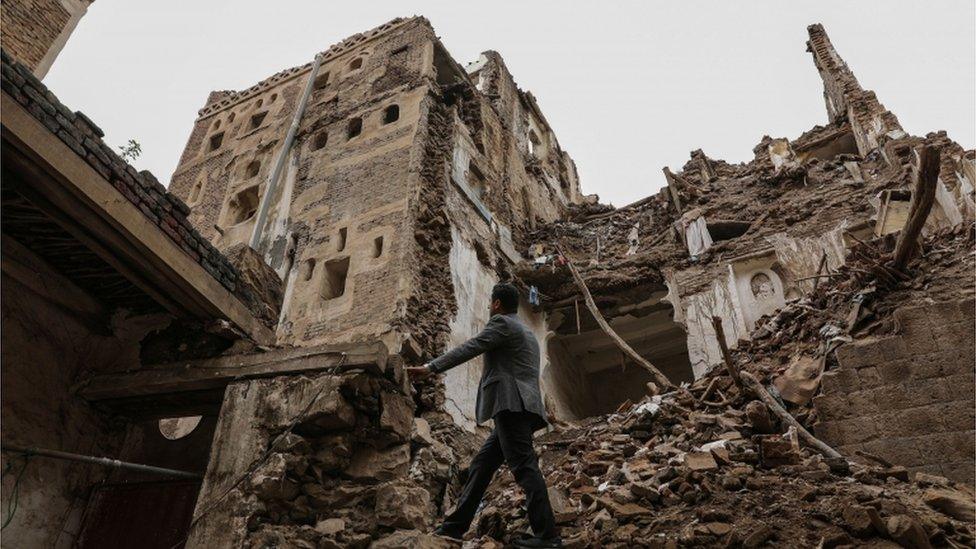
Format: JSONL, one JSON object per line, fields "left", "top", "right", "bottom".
{"left": 1, "top": 444, "right": 202, "bottom": 479}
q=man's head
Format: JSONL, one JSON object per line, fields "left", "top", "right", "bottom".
{"left": 490, "top": 283, "right": 520, "bottom": 315}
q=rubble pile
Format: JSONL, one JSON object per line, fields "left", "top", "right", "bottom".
{"left": 202, "top": 365, "right": 482, "bottom": 549}
{"left": 470, "top": 380, "right": 975, "bottom": 548}
{"left": 735, "top": 223, "right": 975, "bottom": 368}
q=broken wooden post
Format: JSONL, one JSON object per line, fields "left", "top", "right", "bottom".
{"left": 711, "top": 316, "right": 744, "bottom": 390}
{"left": 813, "top": 251, "right": 828, "bottom": 291}
{"left": 739, "top": 371, "right": 842, "bottom": 459}
{"left": 662, "top": 167, "right": 684, "bottom": 214}
{"left": 892, "top": 145, "right": 941, "bottom": 272}
{"left": 557, "top": 245, "right": 675, "bottom": 390}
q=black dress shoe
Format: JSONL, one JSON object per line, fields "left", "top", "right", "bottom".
{"left": 514, "top": 536, "right": 563, "bottom": 548}
{"left": 433, "top": 526, "right": 464, "bottom": 540}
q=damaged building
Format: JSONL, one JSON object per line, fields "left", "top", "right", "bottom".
{"left": 1, "top": 10, "right": 974, "bottom": 549}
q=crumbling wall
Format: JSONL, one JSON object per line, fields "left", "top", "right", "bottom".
{"left": 185, "top": 360, "right": 480, "bottom": 548}
{"left": 814, "top": 299, "right": 976, "bottom": 485}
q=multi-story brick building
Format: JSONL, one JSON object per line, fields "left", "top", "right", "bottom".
{"left": 168, "top": 17, "right": 582, "bottom": 429}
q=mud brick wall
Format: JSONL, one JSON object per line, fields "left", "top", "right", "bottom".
{"left": 813, "top": 299, "right": 976, "bottom": 484}
{"left": 0, "top": 0, "right": 70, "bottom": 72}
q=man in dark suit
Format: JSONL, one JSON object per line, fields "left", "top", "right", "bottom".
{"left": 407, "top": 283, "right": 561, "bottom": 548}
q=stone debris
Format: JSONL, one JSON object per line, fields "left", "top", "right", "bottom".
{"left": 467, "top": 382, "right": 975, "bottom": 548}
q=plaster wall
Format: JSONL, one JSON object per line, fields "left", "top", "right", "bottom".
{"left": 0, "top": 271, "right": 148, "bottom": 548}
{"left": 672, "top": 223, "right": 849, "bottom": 377}
{"left": 442, "top": 226, "right": 497, "bottom": 430}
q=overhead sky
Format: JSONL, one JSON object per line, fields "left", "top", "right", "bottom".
{"left": 45, "top": 1, "right": 975, "bottom": 207}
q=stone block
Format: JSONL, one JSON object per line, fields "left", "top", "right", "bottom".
{"left": 374, "top": 481, "right": 431, "bottom": 529}
{"left": 895, "top": 405, "right": 944, "bottom": 437}
{"left": 906, "top": 354, "right": 943, "bottom": 380}
{"left": 944, "top": 374, "right": 975, "bottom": 400}
{"left": 921, "top": 300, "right": 964, "bottom": 326}
{"left": 344, "top": 442, "right": 409, "bottom": 482}
{"left": 936, "top": 401, "right": 975, "bottom": 433}
{"left": 903, "top": 378, "right": 949, "bottom": 408}
{"left": 841, "top": 416, "right": 878, "bottom": 444}
{"left": 812, "top": 420, "right": 843, "bottom": 445}
{"left": 879, "top": 336, "right": 910, "bottom": 362}
{"left": 870, "top": 384, "right": 910, "bottom": 413}
{"left": 861, "top": 438, "right": 923, "bottom": 468}
{"left": 856, "top": 365, "right": 884, "bottom": 388}
{"left": 940, "top": 461, "right": 975, "bottom": 486}
{"left": 836, "top": 342, "right": 883, "bottom": 370}
{"left": 380, "top": 391, "right": 414, "bottom": 442}
{"left": 811, "top": 394, "right": 849, "bottom": 421}
{"left": 847, "top": 390, "right": 879, "bottom": 416}
{"left": 877, "top": 359, "right": 911, "bottom": 385}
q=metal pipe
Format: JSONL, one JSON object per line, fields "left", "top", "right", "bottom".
{"left": 249, "top": 53, "right": 325, "bottom": 251}
{"left": 1, "top": 444, "right": 203, "bottom": 479}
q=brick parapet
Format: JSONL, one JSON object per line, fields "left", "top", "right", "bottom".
{"left": 0, "top": 49, "right": 262, "bottom": 311}
{"left": 814, "top": 299, "right": 976, "bottom": 484}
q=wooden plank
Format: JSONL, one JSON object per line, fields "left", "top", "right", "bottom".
{"left": 80, "top": 341, "right": 388, "bottom": 402}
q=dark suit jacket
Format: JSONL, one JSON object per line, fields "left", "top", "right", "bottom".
{"left": 428, "top": 312, "right": 547, "bottom": 431}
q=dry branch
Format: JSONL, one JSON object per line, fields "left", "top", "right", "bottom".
{"left": 740, "top": 371, "right": 842, "bottom": 459}
{"left": 557, "top": 245, "right": 675, "bottom": 390}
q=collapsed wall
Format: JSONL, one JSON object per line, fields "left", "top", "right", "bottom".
{"left": 515, "top": 22, "right": 975, "bottom": 484}
{"left": 186, "top": 350, "right": 482, "bottom": 547}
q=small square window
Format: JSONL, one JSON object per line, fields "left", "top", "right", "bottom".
{"left": 321, "top": 257, "right": 350, "bottom": 300}
{"left": 383, "top": 105, "right": 400, "bottom": 125}
{"left": 336, "top": 227, "right": 347, "bottom": 252}
{"left": 302, "top": 258, "right": 316, "bottom": 281}
{"left": 208, "top": 132, "right": 224, "bottom": 151}
{"left": 311, "top": 131, "right": 328, "bottom": 151}
{"left": 372, "top": 236, "right": 384, "bottom": 258}
{"left": 314, "top": 72, "right": 330, "bottom": 90}
{"left": 245, "top": 160, "right": 261, "bottom": 179}
{"left": 250, "top": 111, "right": 268, "bottom": 130}
{"left": 347, "top": 118, "right": 362, "bottom": 139}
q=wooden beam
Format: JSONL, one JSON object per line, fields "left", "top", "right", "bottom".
{"left": 892, "top": 145, "right": 940, "bottom": 271}
{"left": 740, "top": 371, "right": 842, "bottom": 459}
{"left": 711, "top": 316, "right": 744, "bottom": 390}
{"left": 79, "top": 341, "right": 389, "bottom": 403}
{"left": 662, "top": 167, "right": 684, "bottom": 214}
{"left": 557, "top": 245, "right": 675, "bottom": 390}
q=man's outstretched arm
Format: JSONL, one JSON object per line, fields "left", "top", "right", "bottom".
{"left": 409, "top": 315, "right": 509, "bottom": 379}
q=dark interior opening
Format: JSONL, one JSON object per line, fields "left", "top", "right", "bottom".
{"left": 321, "top": 257, "right": 350, "bottom": 300}
{"left": 544, "top": 291, "right": 693, "bottom": 420}
{"left": 707, "top": 220, "right": 752, "bottom": 242}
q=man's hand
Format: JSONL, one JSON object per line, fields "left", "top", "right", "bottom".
{"left": 406, "top": 363, "right": 434, "bottom": 381}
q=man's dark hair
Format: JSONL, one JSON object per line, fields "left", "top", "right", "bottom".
{"left": 491, "top": 283, "right": 520, "bottom": 313}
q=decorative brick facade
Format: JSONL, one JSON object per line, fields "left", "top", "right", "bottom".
{"left": 814, "top": 299, "right": 976, "bottom": 484}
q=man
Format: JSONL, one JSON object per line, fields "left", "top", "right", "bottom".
{"left": 407, "top": 283, "right": 561, "bottom": 548}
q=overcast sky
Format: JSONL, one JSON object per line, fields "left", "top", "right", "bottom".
{"left": 45, "top": 1, "right": 975, "bottom": 207}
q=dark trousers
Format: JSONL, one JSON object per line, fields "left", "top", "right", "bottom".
{"left": 441, "top": 410, "right": 557, "bottom": 538}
